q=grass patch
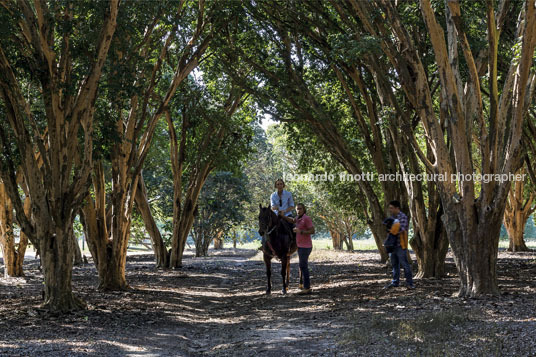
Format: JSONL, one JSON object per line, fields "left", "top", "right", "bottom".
{"left": 341, "top": 308, "right": 504, "bottom": 356}
{"left": 498, "top": 240, "right": 536, "bottom": 249}
{"left": 236, "top": 238, "right": 379, "bottom": 251}
{"left": 238, "top": 237, "right": 536, "bottom": 253}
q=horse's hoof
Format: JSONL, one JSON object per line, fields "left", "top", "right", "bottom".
{"left": 266, "top": 290, "right": 271, "bottom": 295}
{"left": 282, "top": 288, "right": 287, "bottom": 295}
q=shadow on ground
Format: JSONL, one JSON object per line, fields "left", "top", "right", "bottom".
{"left": 1, "top": 247, "right": 536, "bottom": 356}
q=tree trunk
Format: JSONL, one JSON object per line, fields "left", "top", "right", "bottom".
{"left": 170, "top": 198, "right": 197, "bottom": 266}
{"left": 134, "top": 173, "right": 169, "bottom": 267}
{"left": 342, "top": 219, "right": 356, "bottom": 251}
{"left": 72, "top": 232, "right": 83, "bottom": 266}
{"left": 0, "top": 183, "right": 15, "bottom": 277}
{"left": 366, "top": 219, "right": 389, "bottom": 262}
{"left": 345, "top": 235, "right": 354, "bottom": 251}
{"left": 80, "top": 205, "right": 128, "bottom": 290}
{"left": 410, "top": 230, "right": 448, "bottom": 279}
{"left": 169, "top": 168, "right": 211, "bottom": 267}
{"left": 0, "top": 190, "right": 16, "bottom": 277}
{"left": 330, "top": 230, "right": 342, "bottom": 250}
{"left": 507, "top": 225, "right": 529, "bottom": 252}
{"left": 503, "top": 169, "right": 534, "bottom": 252}
{"left": 39, "top": 224, "right": 86, "bottom": 312}
{"left": 442, "top": 205, "right": 503, "bottom": 297}
{"left": 202, "top": 230, "right": 212, "bottom": 256}
{"left": 507, "top": 221, "right": 530, "bottom": 252}
{"left": 80, "top": 161, "right": 130, "bottom": 291}
{"left": 15, "top": 196, "right": 30, "bottom": 275}
{"left": 0, "top": 183, "right": 29, "bottom": 277}
{"left": 409, "top": 204, "right": 449, "bottom": 279}
{"left": 98, "top": 246, "right": 129, "bottom": 290}
{"left": 214, "top": 231, "right": 224, "bottom": 250}
{"left": 193, "top": 228, "right": 205, "bottom": 257}
{"left": 100, "top": 188, "right": 132, "bottom": 291}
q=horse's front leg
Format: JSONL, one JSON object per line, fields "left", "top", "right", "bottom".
{"left": 264, "top": 254, "right": 272, "bottom": 295}
{"left": 281, "top": 256, "right": 288, "bottom": 294}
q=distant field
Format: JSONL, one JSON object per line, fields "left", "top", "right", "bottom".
{"left": 499, "top": 239, "right": 536, "bottom": 249}
{"left": 236, "top": 238, "right": 379, "bottom": 251}
{"left": 236, "top": 237, "right": 536, "bottom": 252}
{"left": 21, "top": 237, "right": 536, "bottom": 260}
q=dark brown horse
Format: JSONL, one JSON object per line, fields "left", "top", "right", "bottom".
{"left": 258, "top": 204, "right": 297, "bottom": 294}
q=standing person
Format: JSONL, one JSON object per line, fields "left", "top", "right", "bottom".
{"left": 385, "top": 200, "right": 415, "bottom": 289}
{"left": 293, "top": 203, "right": 315, "bottom": 295}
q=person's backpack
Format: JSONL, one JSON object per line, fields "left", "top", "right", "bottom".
{"left": 382, "top": 217, "right": 399, "bottom": 253}
{"left": 383, "top": 233, "right": 398, "bottom": 253}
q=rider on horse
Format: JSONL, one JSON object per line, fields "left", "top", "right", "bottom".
{"left": 260, "top": 178, "right": 296, "bottom": 252}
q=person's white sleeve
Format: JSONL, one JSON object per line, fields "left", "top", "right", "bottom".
{"left": 288, "top": 192, "right": 295, "bottom": 208}
{"left": 270, "top": 192, "right": 277, "bottom": 208}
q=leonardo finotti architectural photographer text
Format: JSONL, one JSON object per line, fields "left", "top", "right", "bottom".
{"left": 283, "top": 172, "right": 526, "bottom": 184}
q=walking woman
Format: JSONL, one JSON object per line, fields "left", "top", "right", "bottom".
{"left": 293, "top": 203, "right": 315, "bottom": 294}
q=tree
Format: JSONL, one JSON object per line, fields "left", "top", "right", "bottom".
{"left": 258, "top": 0, "right": 447, "bottom": 276}
{"left": 214, "top": 2, "right": 396, "bottom": 262}
{"left": 0, "top": 0, "right": 119, "bottom": 311}
{"left": 166, "top": 77, "right": 253, "bottom": 267}
{"left": 350, "top": 0, "right": 536, "bottom": 296}
{"left": 240, "top": 124, "right": 279, "bottom": 231}
{"left": 80, "top": 0, "right": 214, "bottom": 289}
{"left": 192, "top": 171, "right": 250, "bottom": 256}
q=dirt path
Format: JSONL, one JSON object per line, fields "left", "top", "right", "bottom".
{"left": 1, "top": 248, "right": 536, "bottom": 356}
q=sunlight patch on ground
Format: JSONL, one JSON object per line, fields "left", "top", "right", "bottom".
{"left": 0, "top": 344, "right": 19, "bottom": 349}
{"left": 171, "top": 311, "right": 246, "bottom": 325}
{"left": 102, "top": 340, "right": 151, "bottom": 354}
{"left": 284, "top": 304, "right": 330, "bottom": 313}
{"left": 313, "top": 279, "right": 359, "bottom": 291}
{"left": 0, "top": 277, "right": 28, "bottom": 286}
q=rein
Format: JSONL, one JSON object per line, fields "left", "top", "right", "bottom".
{"left": 266, "top": 224, "right": 277, "bottom": 235}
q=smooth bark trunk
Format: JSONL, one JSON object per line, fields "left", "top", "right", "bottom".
{"left": 135, "top": 174, "right": 168, "bottom": 267}
{"left": 0, "top": 184, "right": 29, "bottom": 277}
{"left": 503, "top": 169, "right": 534, "bottom": 252}
{"left": 409, "top": 203, "right": 449, "bottom": 279}
{"left": 214, "top": 231, "right": 224, "bottom": 250}
{"left": 330, "top": 230, "right": 342, "bottom": 250}
{"left": 72, "top": 233, "right": 83, "bottom": 266}
{"left": 81, "top": 161, "right": 129, "bottom": 290}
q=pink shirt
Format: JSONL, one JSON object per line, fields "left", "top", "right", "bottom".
{"left": 295, "top": 214, "right": 313, "bottom": 248}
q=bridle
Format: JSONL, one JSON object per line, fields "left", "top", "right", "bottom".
{"left": 266, "top": 223, "right": 277, "bottom": 235}
{"left": 261, "top": 209, "right": 278, "bottom": 236}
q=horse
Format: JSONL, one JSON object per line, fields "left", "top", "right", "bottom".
{"left": 258, "top": 204, "right": 297, "bottom": 294}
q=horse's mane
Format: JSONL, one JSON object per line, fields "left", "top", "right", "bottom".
{"left": 265, "top": 208, "right": 280, "bottom": 232}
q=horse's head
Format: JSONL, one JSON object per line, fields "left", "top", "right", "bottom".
{"left": 258, "top": 203, "right": 276, "bottom": 236}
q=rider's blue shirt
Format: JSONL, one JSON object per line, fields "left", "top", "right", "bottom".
{"left": 270, "top": 190, "right": 295, "bottom": 217}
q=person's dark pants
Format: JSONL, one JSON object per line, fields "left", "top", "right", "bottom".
{"left": 390, "top": 245, "right": 413, "bottom": 286}
{"left": 298, "top": 247, "right": 312, "bottom": 289}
